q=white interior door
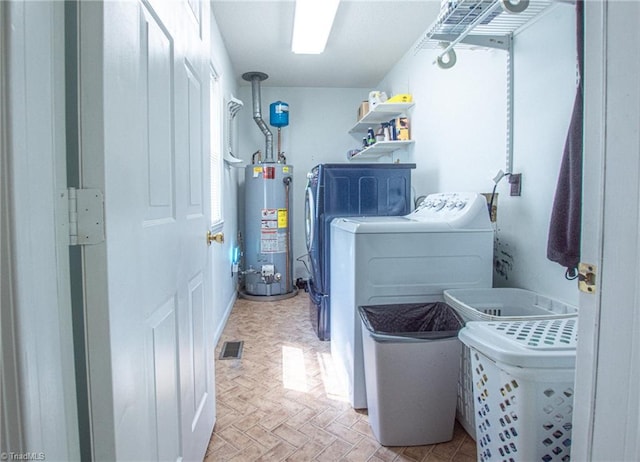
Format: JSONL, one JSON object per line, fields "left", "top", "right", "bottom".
{"left": 78, "top": 1, "right": 214, "bottom": 460}
{"left": 573, "top": 2, "right": 640, "bottom": 460}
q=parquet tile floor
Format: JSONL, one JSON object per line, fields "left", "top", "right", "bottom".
{"left": 205, "top": 293, "right": 476, "bottom": 462}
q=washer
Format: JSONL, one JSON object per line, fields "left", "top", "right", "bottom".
{"left": 329, "top": 192, "right": 494, "bottom": 409}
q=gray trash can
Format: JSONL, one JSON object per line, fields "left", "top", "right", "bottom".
{"left": 358, "top": 303, "right": 463, "bottom": 446}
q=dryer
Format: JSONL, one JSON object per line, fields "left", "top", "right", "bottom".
{"left": 305, "top": 163, "right": 415, "bottom": 340}
{"left": 329, "top": 192, "right": 494, "bottom": 409}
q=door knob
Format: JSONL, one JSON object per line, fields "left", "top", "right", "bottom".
{"left": 207, "top": 231, "right": 224, "bottom": 246}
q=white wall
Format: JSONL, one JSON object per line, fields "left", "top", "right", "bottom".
{"left": 379, "top": 49, "right": 508, "bottom": 194}
{"left": 236, "top": 86, "right": 368, "bottom": 280}
{"left": 501, "top": 5, "right": 578, "bottom": 301}
{"left": 210, "top": 11, "right": 241, "bottom": 340}
{"left": 378, "top": 3, "right": 579, "bottom": 305}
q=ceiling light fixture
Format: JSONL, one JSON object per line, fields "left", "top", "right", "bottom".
{"left": 291, "top": 0, "right": 340, "bottom": 54}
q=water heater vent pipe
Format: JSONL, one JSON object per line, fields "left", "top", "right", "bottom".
{"left": 242, "top": 71, "right": 274, "bottom": 163}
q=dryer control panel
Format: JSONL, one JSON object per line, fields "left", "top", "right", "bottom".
{"left": 407, "top": 192, "right": 491, "bottom": 229}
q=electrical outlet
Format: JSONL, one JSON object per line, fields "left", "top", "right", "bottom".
{"left": 509, "top": 173, "right": 522, "bottom": 196}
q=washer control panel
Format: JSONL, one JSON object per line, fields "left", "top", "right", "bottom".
{"left": 407, "top": 192, "right": 490, "bottom": 229}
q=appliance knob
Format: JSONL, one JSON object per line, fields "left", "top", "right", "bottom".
{"left": 433, "top": 199, "right": 445, "bottom": 211}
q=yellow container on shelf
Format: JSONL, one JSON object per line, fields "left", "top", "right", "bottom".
{"left": 387, "top": 93, "right": 413, "bottom": 103}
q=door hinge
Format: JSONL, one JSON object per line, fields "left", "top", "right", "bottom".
{"left": 578, "top": 262, "right": 597, "bottom": 294}
{"left": 68, "top": 187, "right": 105, "bottom": 246}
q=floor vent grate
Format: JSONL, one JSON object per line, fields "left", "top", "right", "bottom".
{"left": 219, "top": 341, "right": 243, "bottom": 360}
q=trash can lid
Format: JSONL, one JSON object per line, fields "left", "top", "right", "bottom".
{"left": 458, "top": 318, "right": 577, "bottom": 369}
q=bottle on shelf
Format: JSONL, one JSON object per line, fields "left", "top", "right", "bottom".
{"left": 367, "top": 127, "right": 375, "bottom": 146}
{"left": 389, "top": 119, "right": 397, "bottom": 140}
{"left": 382, "top": 122, "right": 391, "bottom": 141}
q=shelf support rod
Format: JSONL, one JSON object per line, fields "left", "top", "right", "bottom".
{"left": 506, "top": 34, "right": 514, "bottom": 174}
{"left": 433, "top": 0, "right": 503, "bottom": 64}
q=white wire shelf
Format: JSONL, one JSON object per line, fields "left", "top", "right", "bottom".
{"left": 414, "top": 0, "right": 554, "bottom": 54}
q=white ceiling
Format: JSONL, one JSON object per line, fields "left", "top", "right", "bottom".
{"left": 211, "top": 0, "right": 442, "bottom": 88}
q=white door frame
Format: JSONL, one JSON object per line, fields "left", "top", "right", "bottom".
{"left": 0, "top": 0, "right": 24, "bottom": 451}
{"left": 1, "top": 1, "right": 80, "bottom": 459}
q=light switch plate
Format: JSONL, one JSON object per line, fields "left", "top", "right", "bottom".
{"left": 509, "top": 173, "right": 522, "bottom": 196}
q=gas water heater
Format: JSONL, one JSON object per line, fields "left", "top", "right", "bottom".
{"left": 241, "top": 72, "right": 296, "bottom": 300}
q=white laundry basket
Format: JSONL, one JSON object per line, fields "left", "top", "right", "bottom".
{"left": 443, "top": 288, "right": 577, "bottom": 441}
{"left": 444, "top": 288, "right": 577, "bottom": 323}
{"left": 459, "top": 318, "right": 578, "bottom": 462}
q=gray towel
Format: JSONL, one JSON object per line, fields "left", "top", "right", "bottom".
{"left": 547, "top": 0, "right": 583, "bottom": 275}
